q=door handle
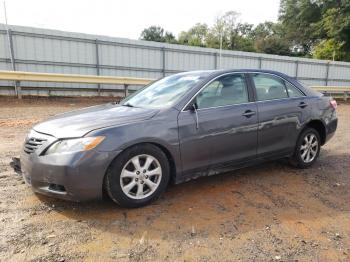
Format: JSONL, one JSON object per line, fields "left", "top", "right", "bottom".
{"left": 242, "top": 110, "right": 256, "bottom": 118}
{"left": 298, "top": 102, "right": 308, "bottom": 108}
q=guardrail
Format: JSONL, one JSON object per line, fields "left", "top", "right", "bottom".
{"left": 0, "top": 70, "right": 152, "bottom": 85}
{"left": 0, "top": 70, "right": 349, "bottom": 100}
{"left": 0, "top": 70, "right": 153, "bottom": 98}
{"left": 312, "top": 86, "right": 350, "bottom": 101}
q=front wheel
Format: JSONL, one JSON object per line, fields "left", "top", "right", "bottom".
{"left": 105, "top": 144, "right": 170, "bottom": 208}
{"left": 290, "top": 128, "right": 321, "bottom": 168}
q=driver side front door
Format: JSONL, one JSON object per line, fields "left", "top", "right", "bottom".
{"left": 177, "top": 73, "right": 258, "bottom": 180}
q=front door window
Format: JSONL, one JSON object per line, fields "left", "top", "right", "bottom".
{"left": 196, "top": 74, "right": 249, "bottom": 109}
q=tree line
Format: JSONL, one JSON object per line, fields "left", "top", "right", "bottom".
{"left": 140, "top": 0, "right": 350, "bottom": 62}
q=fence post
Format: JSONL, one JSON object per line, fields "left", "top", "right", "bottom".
{"left": 7, "top": 29, "right": 21, "bottom": 99}
{"left": 214, "top": 53, "right": 218, "bottom": 69}
{"left": 162, "top": 47, "right": 166, "bottom": 77}
{"left": 95, "top": 39, "right": 101, "bottom": 96}
{"left": 295, "top": 61, "right": 299, "bottom": 79}
{"left": 124, "top": 84, "right": 129, "bottom": 97}
{"left": 258, "top": 57, "right": 262, "bottom": 69}
{"left": 325, "top": 61, "right": 330, "bottom": 86}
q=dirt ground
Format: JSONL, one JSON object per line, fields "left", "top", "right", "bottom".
{"left": 0, "top": 97, "right": 349, "bottom": 262}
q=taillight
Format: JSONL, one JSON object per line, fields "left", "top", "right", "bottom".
{"left": 330, "top": 99, "right": 337, "bottom": 109}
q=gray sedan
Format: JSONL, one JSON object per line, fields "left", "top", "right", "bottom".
{"left": 20, "top": 69, "right": 337, "bottom": 207}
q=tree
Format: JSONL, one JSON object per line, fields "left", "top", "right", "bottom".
{"left": 251, "top": 22, "right": 276, "bottom": 39}
{"left": 216, "top": 11, "right": 240, "bottom": 50}
{"left": 278, "top": 0, "right": 350, "bottom": 60}
{"left": 178, "top": 23, "right": 209, "bottom": 47}
{"left": 140, "top": 26, "right": 165, "bottom": 42}
{"left": 205, "top": 11, "right": 254, "bottom": 51}
{"left": 279, "top": 0, "right": 323, "bottom": 54}
{"left": 251, "top": 21, "right": 292, "bottom": 55}
{"left": 208, "top": 12, "right": 256, "bottom": 52}
{"left": 255, "top": 36, "right": 291, "bottom": 56}
{"left": 140, "top": 26, "right": 177, "bottom": 43}
{"left": 139, "top": 2, "right": 350, "bottom": 61}
{"left": 229, "top": 23, "right": 255, "bottom": 51}
{"left": 313, "top": 39, "right": 350, "bottom": 61}
{"left": 205, "top": 13, "right": 232, "bottom": 49}
{"left": 164, "top": 32, "right": 177, "bottom": 44}
{"left": 315, "top": 1, "right": 350, "bottom": 61}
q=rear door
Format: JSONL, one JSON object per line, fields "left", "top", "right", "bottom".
{"left": 249, "top": 73, "right": 310, "bottom": 157}
{"left": 177, "top": 73, "right": 258, "bottom": 177}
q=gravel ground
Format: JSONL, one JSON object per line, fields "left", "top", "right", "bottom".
{"left": 0, "top": 97, "right": 349, "bottom": 262}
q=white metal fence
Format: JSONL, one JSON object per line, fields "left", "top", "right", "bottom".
{"left": 1, "top": 24, "right": 350, "bottom": 97}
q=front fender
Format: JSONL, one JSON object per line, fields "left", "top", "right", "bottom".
{"left": 87, "top": 115, "right": 182, "bottom": 178}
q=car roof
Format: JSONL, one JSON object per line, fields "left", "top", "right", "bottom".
{"left": 172, "top": 69, "right": 320, "bottom": 111}
{"left": 198, "top": 69, "right": 290, "bottom": 78}
{"left": 174, "top": 69, "right": 294, "bottom": 78}
{"left": 178, "top": 69, "right": 297, "bottom": 81}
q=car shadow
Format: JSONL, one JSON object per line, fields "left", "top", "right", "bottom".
{"left": 35, "top": 151, "right": 350, "bottom": 240}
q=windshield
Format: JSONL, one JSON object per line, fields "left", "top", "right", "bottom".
{"left": 121, "top": 72, "right": 209, "bottom": 109}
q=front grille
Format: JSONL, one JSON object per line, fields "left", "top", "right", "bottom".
{"left": 24, "top": 137, "right": 47, "bottom": 154}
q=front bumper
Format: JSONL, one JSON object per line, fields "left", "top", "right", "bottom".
{"left": 20, "top": 148, "right": 120, "bottom": 201}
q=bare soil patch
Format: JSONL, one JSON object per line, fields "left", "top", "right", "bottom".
{"left": 0, "top": 97, "right": 349, "bottom": 261}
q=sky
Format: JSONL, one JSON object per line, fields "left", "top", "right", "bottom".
{"left": 1, "top": 0, "right": 280, "bottom": 40}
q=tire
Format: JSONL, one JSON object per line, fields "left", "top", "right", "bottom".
{"left": 290, "top": 127, "right": 321, "bottom": 168}
{"left": 105, "top": 144, "right": 170, "bottom": 208}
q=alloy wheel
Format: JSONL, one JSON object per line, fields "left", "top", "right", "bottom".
{"left": 300, "top": 133, "right": 319, "bottom": 163}
{"left": 120, "top": 154, "right": 162, "bottom": 199}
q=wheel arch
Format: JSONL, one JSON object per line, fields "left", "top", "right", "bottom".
{"left": 103, "top": 141, "right": 178, "bottom": 194}
{"left": 303, "top": 119, "right": 327, "bottom": 145}
{"left": 146, "top": 142, "right": 177, "bottom": 184}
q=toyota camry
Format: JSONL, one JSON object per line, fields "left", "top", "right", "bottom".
{"left": 19, "top": 69, "right": 337, "bottom": 207}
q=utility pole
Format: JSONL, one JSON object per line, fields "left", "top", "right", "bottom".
{"left": 3, "top": 1, "right": 21, "bottom": 99}
{"left": 219, "top": 30, "right": 223, "bottom": 69}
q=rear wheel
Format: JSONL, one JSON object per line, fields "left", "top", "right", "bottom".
{"left": 105, "top": 144, "right": 170, "bottom": 208}
{"left": 290, "top": 128, "right": 321, "bottom": 168}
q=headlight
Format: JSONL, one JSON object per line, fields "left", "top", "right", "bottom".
{"left": 45, "top": 136, "right": 105, "bottom": 155}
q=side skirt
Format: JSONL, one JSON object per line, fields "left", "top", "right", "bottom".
{"left": 174, "top": 152, "right": 292, "bottom": 184}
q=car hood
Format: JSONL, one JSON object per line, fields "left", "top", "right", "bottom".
{"left": 33, "top": 103, "right": 158, "bottom": 138}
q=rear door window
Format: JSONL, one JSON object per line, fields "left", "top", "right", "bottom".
{"left": 252, "top": 73, "right": 288, "bottom": 101}
{"left": 286, "top": 82, "right": 304, "bottom": 97}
